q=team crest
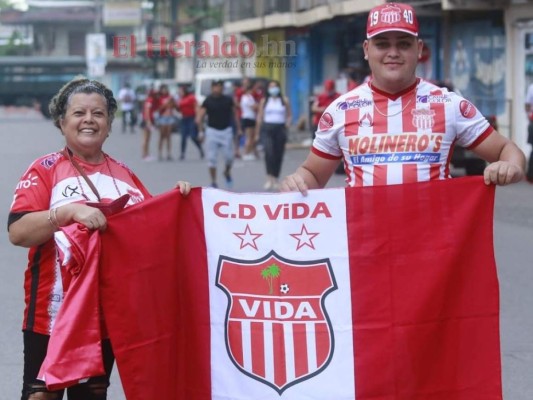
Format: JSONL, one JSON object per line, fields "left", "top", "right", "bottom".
{"left": 411, "top": 108, "right": 435, "bottom": 131}
{"left": 216, "top": 251, "right": 337, "bottom": 393}
{"left": 380, "top": 4, "right": 402, "bottom": 25}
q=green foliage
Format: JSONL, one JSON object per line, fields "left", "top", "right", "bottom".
{"left": 261, "top": 264, "right": 281, "bottom": 294}
{"left": 0, "top": 30, "right": 31, "bottom": 56}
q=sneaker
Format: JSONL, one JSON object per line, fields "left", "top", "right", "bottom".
{"left": 142, "top": 155, "right": 155, "bottom": 162}
{"left": 211, "top": 182, "right": 218, "bottom": 188}
{"left": 242, "top": 154, "right": 257, "bottom": 161}
{"left": 263, "top": 180, "right": 273, "bottom": 190}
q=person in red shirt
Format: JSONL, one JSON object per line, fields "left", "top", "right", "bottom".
{"left": 177, "top": 84, "right": 204, "bottom": 160}
{"left": 141, "top": 88, "right": 160, "bottom": 161}
{"left": 8, "top": 76, "right": 191, "bottom": 400}
{"left": 310, "top": 79, "right": 340, "bottom": 139}
{"left": 156, "top": 84, "right": 178, "bottom": 161}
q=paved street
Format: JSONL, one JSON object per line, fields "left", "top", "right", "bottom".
{"left": 1, "top": 117, "right": 532, "bottom": 399}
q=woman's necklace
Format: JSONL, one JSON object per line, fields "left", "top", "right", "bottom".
{"left": 67, "top": 149, "right": 122, "bottom": 201}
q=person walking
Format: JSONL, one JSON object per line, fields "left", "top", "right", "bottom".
{"left": 240, "top": 80, "right": 259, "bottom": 161}
{"left": 7, "top": 76, "right": 191, "bottom": 400}
{"left": 117, "top": 82, "right": 137, "bottom": 133}
{"left": 281, "top": 2, "right": 525, "bottom": 195}
{"left": 196, "top": 79, "right": 238, "bottom": 188}
{"left": 177, "top": 84, "right": 204, "bottom": 160}
{"left": 156, "top": 84, "right": 177, "bottom": 161}
{"left": 310, "top": 79, "right": 341, "bottom": 139}
{"left": 140, "top": 88, "right": 159, "bottom": 161}
{"left": 256, "top": 80, "right": 292, "bottom": 190}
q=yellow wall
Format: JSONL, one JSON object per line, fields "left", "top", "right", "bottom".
{"left": 253, "top": 29, "right": 287, "bottom": 86}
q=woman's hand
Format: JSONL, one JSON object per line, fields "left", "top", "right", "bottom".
{"left": 58, "top": 203, "right": 108, "bottom": 231}
{"left": 176, "top": 180, "right": 192, "bottom": 196}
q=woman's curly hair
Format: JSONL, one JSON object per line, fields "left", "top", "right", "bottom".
{"left": 48, "top": 76, "right": 118, "bottom": 129}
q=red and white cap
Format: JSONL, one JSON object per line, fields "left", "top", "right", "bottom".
{"left": 366, "top": 3, "right": 419, "bottom": 39}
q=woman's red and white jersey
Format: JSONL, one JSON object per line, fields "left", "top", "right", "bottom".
{"left": 313, "top": 79, "right": 493, "bottom": 187}
{"left": 9, "top": 150, "right": 152, "bottom": 335}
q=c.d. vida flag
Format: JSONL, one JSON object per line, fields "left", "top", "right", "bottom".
{"left": 97, "top": 176, "right": 501, "bottom": 400}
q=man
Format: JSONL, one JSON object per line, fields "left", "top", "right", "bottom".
{"left": 310, "top": 79, "right": 341, "bottom": 140}
{"left": 117, "top": 82, "right": 137, "bottom": 133}
{"left": 524, "top": 82, "right": 533, "bottom": 182}
{"left": 281, "top": 2, "right": 525, "bottom": 194}
{"left": 196, "top": 80, "right": 238, "bottom": 188}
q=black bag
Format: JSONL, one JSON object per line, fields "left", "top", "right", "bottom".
{"left": 528, "top": 122, "right": 533, "bottom": 144}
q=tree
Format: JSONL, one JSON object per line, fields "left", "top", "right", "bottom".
{"left": 261, "top": 263, "right": 280, "bottom": 295}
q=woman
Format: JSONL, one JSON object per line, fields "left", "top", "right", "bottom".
{"left": 255, "top": 80, "right": 292, "bottom": 190}
{"left": 141, "top": 88, "right": 160, "bottom": 161}
{"left": 156, "top": 84, "right": 177, "bottom": 161}
{"left": 177, "top": 85, "right": 203, "bottom": 160}
{"left": 240, "top": 80, "right": 259, "bottom": 161}
{"left": 8, "top": 77, "right": 191, "bottom": 400}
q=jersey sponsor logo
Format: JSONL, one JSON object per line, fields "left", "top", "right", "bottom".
{"left": 40, "top": 153, "right": 61, "bottom": 169}
{"left": 416, "top": 94, "right": 451, "bottom": 104}
{"left": 348, "top": 133, "right": 443, "bottom": 159}
{"left": 216, "top": 251, "right": 337, "bottom": 394}
{"left": 359, "top": 112, "right": 373, "bottom": 127}
{"left": 62, "top": 184, "right": 82, "bottom": 197}
{"left": 16, "top": 173, "right": 38, "bottom": 190}
{"left": 318, "top": 112, "right": 334, "bottom": 131}
{"left": 350, "top": 151, "right": 441, "bottom": 165}
{"left": 459, "top": 100, "right": 476, "bottom": 118}
{"left": 411, "top": 109, "right": 436, "bottom": 131}
{"left": 336, "top": 98, "right": 372, "bottom": 111}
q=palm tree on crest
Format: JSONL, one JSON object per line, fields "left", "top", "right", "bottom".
{"left": 261, "top": 263, "right": 280, "bottom": 294}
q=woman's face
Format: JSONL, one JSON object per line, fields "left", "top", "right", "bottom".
{"left": 59, "top": 92, "right": 110, "bottom": 161}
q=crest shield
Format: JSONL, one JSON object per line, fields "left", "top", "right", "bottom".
{"left": 216, "top": 251, "right": 337, "bottom": 394}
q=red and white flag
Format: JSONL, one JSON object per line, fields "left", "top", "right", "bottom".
{"left": 93, "top": 177, "right": 501, "bottom": 399}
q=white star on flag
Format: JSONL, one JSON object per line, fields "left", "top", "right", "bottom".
{"left": 290, "top": 224, "right": 319, "bottom": 250}
{"left": 233, "top": 224, "right": 263, "bottom": 250}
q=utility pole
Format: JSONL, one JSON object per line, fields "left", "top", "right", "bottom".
{"left": 168, "top": 0, "right": 179, "bottom": 79}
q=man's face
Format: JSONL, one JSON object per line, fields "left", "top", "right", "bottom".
{"left": 363, "top": 31, "right": 423, "bottom": 93}
{"left": 211, "top": 83, "right": 223, "bottom": 95}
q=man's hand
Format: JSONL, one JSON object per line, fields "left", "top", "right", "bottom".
{"left": 175, "top": 180, "right": 192, "bottom": 196}
{"left": 483, "top": 161, "right": 525, "bottom": 186}
{"left": 280, "top": 173, "right": 309, "bottom": 196}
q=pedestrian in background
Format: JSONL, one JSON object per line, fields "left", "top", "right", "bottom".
{"left": 196, "top": 79, "right": 238, "bottom": 188}
{"left": 156, "top": 84, "right": 177, "bottom": 161}
{"left": 140, "top": 88, "right": 159, "bottom": 161}
{"left": 177, "top": 84, "right": 204, "bottom": 160}
{"left": 525, "top": 81, "right": 533, "bottom": 182}
{"left": 117, "top": 82, "right": 136, "bottom": 133}
{"left": 7, "top": 76, "right": 191, "bottom": 400}
{"left": 256, "top": 80, "right": 292, "bottom": 190}
{"left": 240, "top": 79, "right": 259, "bottom": 161}
{"left": 281, "top": 2, "right": 524, "bottom": 194}
{"left": 310, "top": 79, "right": 341, "bottom": 139}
